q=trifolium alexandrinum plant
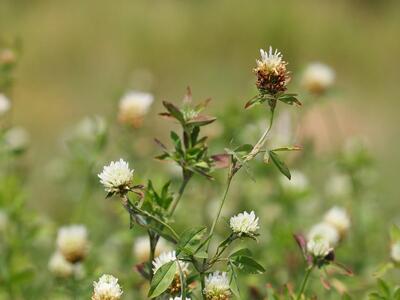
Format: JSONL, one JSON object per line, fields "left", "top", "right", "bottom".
{"left": 94, "top": 46, "right": 353, "bottom": 300}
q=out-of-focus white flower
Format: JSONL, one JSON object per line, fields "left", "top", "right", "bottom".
{"left": 280, "top": 170, "right": 309, "bottom": 194}
{"left": 170, "top": 297, "right": 191, "bottom": 300}
{"left": 92, "top": 274, "right": 123, "bottom": 300}
{"left": 301, "top": 63, "right": 335, "bottom": 95}
{"left": 56, "top": 225, "right": 88, "bottom": 263}
{"left": 391, "top": 242, "right": 400, "bottom": 263}
{"left": 118, "top": 91, "right": 154, "bottom": 127}
{"left": 308, "top": 222, "right": 340, "bottom": 246}
{"left": 153, "top": 251, "right": 189, "bottom": 273}
{"left": 204, "top": 271, "right": 231, "bottom": 300}
{"left": 230, "top": 211, "right": 259, "bottom": 235}
{"left": 48, "top": 251, "right": 74, "bottom": 278}
{"left": 0, "top": 210, "right": 9, "bottom": 232}
{"left": 325, "top": 174, "right": 352, "bottom": 198}
{"left": 75, "top": 115, "right": 107, "bottom": 141}
{"left": 98, "top": 159, "right": 134, "bottom": 194}
{"left": 323, "top": 206, "right": 351, "bottom": 236}
{"left": 133, "top": 236, "right": 170, "bottom": 262}
{"left": 152, "top": 251, "right": 189, "bottom": 274}
{"left": 0, "top": 49, "right": 16, "bottom": 65}
{"left": 0, "top": 94, "right": 11, "bottom": 115}
{"left": 48, "top": 251, "right": 83, "bottom": 278}
{"left": 307, "top": 237, "right": 333, "bottom": 258}
{"left": 4, "top": 127, "right": 30, "bottom": 151}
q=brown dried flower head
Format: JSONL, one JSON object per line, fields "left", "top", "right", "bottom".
{"left": 254, "top": 46, "right": 290, "bottom": 95}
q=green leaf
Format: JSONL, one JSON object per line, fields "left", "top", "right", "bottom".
{"left": 230, "top": 256, "right": 265, "bottom": 274}
{"left": 228, "top": 264, "right": 240, "bottom": 298}
{"left": 278, "top": 93, "right": 302, "bottom": 106}
{"left": 244, "top": 96, "right": 264, "bottom": 109}
{"left": 148, "top": 261, "right": 177, "bottom": 298}
{"left": 186, "top": 115, "right": 216, "bottom": 127}
{"left": 177, "top": 227, "right": 207, "bottom": 255}
{"left": 271, "top": 146, "right": 302, "bottom": 152}
{"left": 373, "top": 262, "right": 394, "bottom": 278}
{"left": 163, "top": 101, "right": 185, "bottom": 124}
{"left": 229, "top": 248, "right": 252, "bottom": 258}
{"left": 269, "top": 150, "right": 291, "bottom": 179}
{"left": 377, "top": 279, "right": 390, "bottom": 297}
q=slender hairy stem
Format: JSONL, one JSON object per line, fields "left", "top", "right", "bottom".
{"left": 243, "top": 108, "right": 275, "bottom": 164}
{"left": 209, "top": 175, "right": 233, "bottom": 238}
{"left": 169, "top": 172, "right": 191, "bottom": 216}
{"left": 296, "top": 266, "right": 314, "bottom": 300}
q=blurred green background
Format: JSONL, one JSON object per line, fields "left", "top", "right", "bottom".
{"left": 0, "top": 0, "right": 399, "bottom": 214}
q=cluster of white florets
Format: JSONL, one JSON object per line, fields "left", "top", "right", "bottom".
{"left": 98, "top": 159, "right": 134, "bottom": 194}
{"left": 229, "top": 211, "right": 259, "bottom": 236}
{"left": 92, "top": 274, "right": 123, "bottom": 300}
{"left": 204, "top": 271, "right": 231, "bottom": 300}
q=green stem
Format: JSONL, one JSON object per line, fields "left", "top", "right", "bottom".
{"left": 243, "top": 107, "right": 275, "bottom": 164}
{"left": 200, "top": 272, "right": 206, "bottom": 300}
{"left": 169, "top": 172, "right": 191, "bottom": 216}
{"left": 208, "top": 175, "right": 233, "bottom": 238}
{"left": 296, "top": 266, "right": 314, "bottom": 300}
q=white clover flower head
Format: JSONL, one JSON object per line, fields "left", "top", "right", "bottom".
{"left": 118, "top": 91, "right": 154, "bottom": 127}
{"left": 307, "top": 237, "right": 333, "bottom": 258}
{"left": 308, "top": 222, "right": 340, "bottom": 246}
{"left": 98, "top": 159, "right": 134, "bottom": 194}
{"left": 325, "top": 174, "right": 352, "bottom": 198}
{"left": 56, "top": 224, "right": 89, "bottom": 263}
{"left": 257, "top": 46, "right": 285, "bottom": 74}
{"left": 170, "top": 297, "right": 191, "bottom": 300}
{"left": 133, "top": 236, "right": 170, "bottom": 262}
{"left": 4, "top": 127, "right": 30, "bottom": 151}
{"left": 0, "top": 94, "right": 11, "bottom": 116}
{"left": 280, "top": 170, "right": 309, "bottom": 194}
{"left": 391, "top": 241, "right": 400, "bottom": 263}
{"left": 152, "top": 250, "right": 188, "bottom": 274}
{"left": 302, "top": 62, "right": 335, "bottom": 95}
{"left": 204, "top": 271, "right": 231, "bottom": 300}
{"left": 48, "top": 251, "right": 75, "bottom": 278}
{"left": 92, "top": 274, "right": 123, "bottom": 300}
{"left": 323, "top": 206, "right": 351, "bottom": 235}
{"left": 0, "top": 210, "right": 8, "bottom": 232}
{"left": 230, "top": 211, "right": 259, "bottom": 235}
